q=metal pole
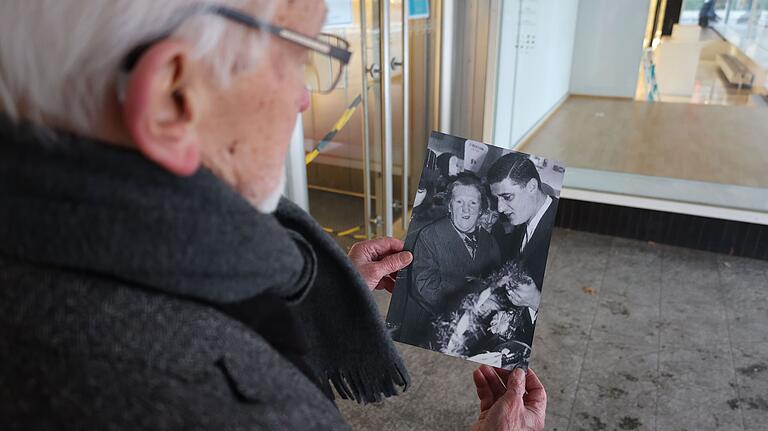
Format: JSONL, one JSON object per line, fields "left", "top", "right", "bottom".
{"left": 439, "top": 0, "right": 454, "bottom": 133}
{"left": 380, "top": 0, "right": 394, "bottom": 237}
{"left": 359, "top": 0, "right": 373, "bottom": 239}
{"left": 402, "top": 1, "right": 410, "bottom": 231}
{"left": 482, "top": 0, "right": 502, "bottom": 144}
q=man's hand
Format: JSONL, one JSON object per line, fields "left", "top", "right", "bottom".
{"left": 348, "top": 237, "right": 413, "bottom": 292}
{"left": 506, "top": 276, "right": 541, "bottom": 311}
{"left": 470, "top": 366, "right": 546, "bottom": 431}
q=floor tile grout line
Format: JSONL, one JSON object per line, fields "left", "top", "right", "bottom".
{"left": 716, "top": 256, "right": 747, "bottom": 431}
{"left": 565, "top": 235, "right": 612, "bottom": 431}
{"left": 654, "top": 247, "right": 664, "bottom": 431}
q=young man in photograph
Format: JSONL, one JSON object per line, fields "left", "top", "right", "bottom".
{"left": 487, "top": 153, "right": 560, "bottom": 345}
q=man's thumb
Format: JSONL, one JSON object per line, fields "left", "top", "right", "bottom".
{"left": 378, "top": 251, "right": 413, "bottom": 275}
{"left": 507, "top": 368, "right": 526, "bottom": 400}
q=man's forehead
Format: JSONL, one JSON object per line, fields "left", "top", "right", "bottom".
{"left": 492, "top": 177, "right": 518, "bottom": 190}
{"left": 271, "top": 0, "right": 327, "bottom": 34}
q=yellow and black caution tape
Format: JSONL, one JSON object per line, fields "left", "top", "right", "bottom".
{"left": 305, "top": 94, "right": 363, "bottom": 165}
{"left": 321, "top": 225, "right": 368, "bottom": 241}
{"left": 337, "top": 226, "right": 361, "bottom": 237}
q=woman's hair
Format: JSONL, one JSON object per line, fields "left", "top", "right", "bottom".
{"left": 444, "top": 172, "right": 488, "bottom": 211}
{"left": 0, "top": 0, "right": 275, "bottom": 132}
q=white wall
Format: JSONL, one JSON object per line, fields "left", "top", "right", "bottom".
{"left": 492, "top": 0, "right": 580, "bottom": 149}
{"left": 284, "top": 116, "right": 309, "bottom": 211}
{"left": 569, "top": 0, "right": 650, "bottom": 98}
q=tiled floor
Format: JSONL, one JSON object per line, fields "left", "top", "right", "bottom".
{"left": 338, "top": 229, "right": 768, "bottom": 431}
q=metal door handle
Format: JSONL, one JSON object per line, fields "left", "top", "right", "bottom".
{"left": 367, "top": 63, "right": 380, "bottom": 79}
{"left": 380, "top": 0, "right": 394, "bottom": 237}
{"left": 367, "top": 57, "right": 400, "bottom": 77}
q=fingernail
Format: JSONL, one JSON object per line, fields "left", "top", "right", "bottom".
{"left": 402, "top": 251, "right": 413, "bottom": 264}
{"left": 513, "top": 368, "right": 525, "bottom": 384}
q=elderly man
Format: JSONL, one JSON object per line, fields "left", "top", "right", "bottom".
{"left": 487, "top": 152, "right": 559, "bottom": 349}
{"left": 398, "top": 174, "right": 501, "bottom": 348}
{"left": 0, "top": 1, "right": 545, "bottom": 430}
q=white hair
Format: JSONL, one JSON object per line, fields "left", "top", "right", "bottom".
{"left": 0, "top": 0, "right": 275, "bottom": 131}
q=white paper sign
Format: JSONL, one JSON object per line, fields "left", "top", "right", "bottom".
{"left": 325, "top": 0, "right": 354, "bottom": 28}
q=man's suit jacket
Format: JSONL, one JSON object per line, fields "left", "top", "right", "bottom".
{"left": 502, "top": 197, "right": 559, "bottom": 347}
{"left": 511, "top": 197, "right": 559, "bottom": 293}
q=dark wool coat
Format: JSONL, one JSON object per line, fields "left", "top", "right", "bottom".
{"left": 0, "top": 121, "right": 408, "bottom": 430}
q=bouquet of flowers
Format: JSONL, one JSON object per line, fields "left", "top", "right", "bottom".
{"left": 434, "top": 260, "right": 532, "bottom": 368}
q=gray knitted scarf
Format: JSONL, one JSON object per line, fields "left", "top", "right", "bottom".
{"left": 0, "top": 120, "right": 409, "bottom": 404}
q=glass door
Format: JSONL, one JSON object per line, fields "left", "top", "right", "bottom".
{"left": 391, "top": 0, "right": 444, "bottom": 239}
{"left": 302, "top": 0, "right": 443, "bottom": 247}
{"left": 302, "top": 0, "right": 382, "bottom": 249}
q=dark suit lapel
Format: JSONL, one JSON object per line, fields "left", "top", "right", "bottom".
{"left": 504, "top": 224, "right": 525, "bottom": 261}
{"left": 438, "top": 218, "right": 474, "bottom": 263}
{"left": 521, "top": 198, "right": 558, "bottom": 260}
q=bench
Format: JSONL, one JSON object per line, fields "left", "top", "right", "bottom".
{"left": 716, "top": 53, "right": 754, "bottom": 88}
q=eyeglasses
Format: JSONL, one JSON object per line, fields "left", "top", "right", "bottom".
{"left": 120, "top": 4, "right": 352, "bottom": 94}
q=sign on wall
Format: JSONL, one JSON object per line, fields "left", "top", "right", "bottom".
{"left": 409, "top": 0, "right": 430, "bottom": 19}
{"left": 325, "top": 0, "right": 354, "bottom": 28}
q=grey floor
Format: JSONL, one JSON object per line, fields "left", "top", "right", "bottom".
{"left": 337, "top": 228, "right": 768, "bottom": 431}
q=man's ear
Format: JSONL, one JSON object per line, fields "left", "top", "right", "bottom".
{"left": 121, "top": 40, "right": 202, "bottom": 176}
{"left": 526, "top": 178, "right": 538, "bottom": 193}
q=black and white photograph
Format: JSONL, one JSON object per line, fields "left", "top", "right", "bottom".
{"left": 386, "top": 131, "right": 566, "bottom": 370}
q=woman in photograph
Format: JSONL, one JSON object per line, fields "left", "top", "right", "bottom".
{"left": 397, "top": 173, "right": 501, "bottom": 348}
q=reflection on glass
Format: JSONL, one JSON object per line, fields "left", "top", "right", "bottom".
{"left": 303, "top": 0, "right": 440, "bottom": 245}
{"left": 304, "top": 33, "right": 350, "bottom": 94}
